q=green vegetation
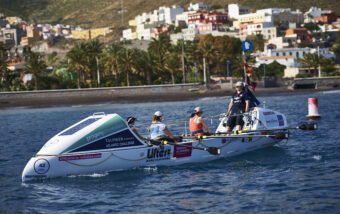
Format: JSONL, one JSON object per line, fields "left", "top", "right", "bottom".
{"left": 0, "top": 34, "right": 248, "bottom": 91}
{"left": 297, "top": 53, "right": 337, "bottom": 76}
{"left": 255, "top": 61, "right": 286, "bottom": 78}
{"left": 1, "top": 0, "right": 339, "bottom": 28}
{"left": 332, "top": 32, "right": 340, "bottom": 63}
{"left": 303, "top": 23, "right": 320, "bottom": 32}
{"left": 24, "top": 52, "right": 47, "bottom": 90}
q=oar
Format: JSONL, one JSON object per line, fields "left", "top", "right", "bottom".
{"left": 148, "top": 139, "right": 221, "bottom": 156}
{"left": 181, "top": 132, "right": 289, "bottom": 140}
{"left": 216, "top": 123, "right": 317, "bottom": 135}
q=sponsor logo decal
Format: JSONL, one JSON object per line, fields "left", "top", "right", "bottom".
{"left": 173, "top": 143, "right": 192, "bottom": 158}
{"left": 34, "top": 159, "right": 50, "bottom": 174}
{"left": 58, "top": 153, "right": 102, "bottom": 161}
{"left": 86, "top": 131, "right": 105, "bottom": 143}
{"left": 263, "top": 111, "right": 275, "bottom": 115}
{"left": 70, "top": 129, "right": 144, "bottom": 153}
{"left": 266, "top": 119, "right": 278, "bottom": 124}
{"left": 105, "top": 136, "right": 135, "bottom": 148}
{"left": 147, "top": 146, "right": 171, "bottom": 162}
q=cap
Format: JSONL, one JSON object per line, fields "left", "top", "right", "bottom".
{"left": 194, "top": 107, "right": 203, "bottom": 113}
{"left": 154, "top": 111, "right": 162, "bottom": 117}
{"left": 126, "top": 117, "right": 136, "bottom": 124}
{"left": 235, "top": 81, "right": 244, "bottom": 87}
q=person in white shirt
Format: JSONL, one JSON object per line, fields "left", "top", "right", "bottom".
{"left": 149, "top": 111, "right": 176, "bottom": 142}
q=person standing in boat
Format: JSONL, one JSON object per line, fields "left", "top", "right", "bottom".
{"left": 189, "top": 107, "right": 210, "bottom": 136}
{"left": 225, "top": 81, "right": 250, "bottom": 132}
{"left": 126, "top": 117, "right": 145, "bottom": 140}
{"left": 150, "top": 111, "right": 177, "bottom": 142}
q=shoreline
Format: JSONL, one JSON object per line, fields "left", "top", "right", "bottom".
{"left": 1, "top": 85, "right": 339, "bottom": 109}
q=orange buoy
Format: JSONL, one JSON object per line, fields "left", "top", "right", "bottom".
{"left": 306, "top": 98, "right": 321, "bottom": 120}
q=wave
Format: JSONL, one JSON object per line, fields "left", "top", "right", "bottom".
{"left": 322, "top": 90, "right": 340, "bottom": 94}
{"left": 312, "top": 155, "right": 322, "bottom": 161}
{"left": 68, "top": 172, "right": 109, "bottom": 178}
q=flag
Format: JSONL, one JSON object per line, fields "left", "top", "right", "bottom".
{"left": 244, "top": 61, "right": 257, "bottom": 91}
{"left": 242, "top": 41, "right": 252, "bottom": 52}
{"left": 245, "top": 86, "right": 260, "bottom": 108}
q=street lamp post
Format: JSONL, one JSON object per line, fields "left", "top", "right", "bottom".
{"left": 96, "top": 57, "right": 100, "bottom": 85}
{"left": 263, "top": 63, "right": 266, "bottom": 88}
{"left": 194, "top": 62, "right": 197, "bottom": 82}
{"left": 181, "top": 34, "right": 186, "bottom": 84}
{"left": 226, "top": 60, "right": 230, "bottom": 80}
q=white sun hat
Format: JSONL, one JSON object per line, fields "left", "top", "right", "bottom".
{"left": 194, "top": 107, "right": 203, "bottom": 113}
{"left": 235, "top": 81, "right": 244, "bottom": 87}
{"left": 154, "top": 111, "right": 162, "bottom": 116}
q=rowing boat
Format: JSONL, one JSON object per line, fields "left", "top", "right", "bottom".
{"left": 22, "top": 108, "right": 315, "bottom": 181}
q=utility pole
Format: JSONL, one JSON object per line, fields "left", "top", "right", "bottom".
{"left": 181, "top": 34, "right": 186, "bottom": 83}
{"left": 121, "top": 0, "right": 124, "bottom": 27}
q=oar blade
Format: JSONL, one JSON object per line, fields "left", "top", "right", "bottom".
{"left": 299, "top": 123, "right": 318, "bottom": 130}
{"left": 206, "top": 147, "right": 221, "bottom": 155}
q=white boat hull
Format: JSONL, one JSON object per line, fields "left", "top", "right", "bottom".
{"left": 22, "top": 136, "right": 280, "bottom": 181}
{"left": 22, "top": 108, "right": 288, "bottom": 181}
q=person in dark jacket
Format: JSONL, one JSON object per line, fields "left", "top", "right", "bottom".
{"left": 225, "top": 81, "right": 250, "bottom": 132}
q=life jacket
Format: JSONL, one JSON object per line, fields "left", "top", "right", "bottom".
{"left": 189, "top": 115, "right": 204, "bottom": 136}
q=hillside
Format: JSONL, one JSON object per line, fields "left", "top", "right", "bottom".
{"left": 1, "top": 0, "right": 339, "bottom": 28}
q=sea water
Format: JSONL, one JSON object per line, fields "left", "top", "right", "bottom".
{"left": 0, "top": 91, "right": 339, "bottom": 213}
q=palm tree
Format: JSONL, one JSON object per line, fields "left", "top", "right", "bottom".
{"left": 67, "top": 43, "right": 87, "bottom": 89}
{"left": 164, "top": 52, "right": 180, "bottom": 84}
{"left": 297, "top": 53, "right": 320, "bottom": 74}
{"left": 0, "top": 42, "right": 8, "bottom": 86}
{"left": 197, "top": 43, "right": 217, "bottom": 84}
{"left": 25, "top": 52, "right": 47, "bottom": 90}
{"left": 118, "top": 48, "right": 135, "bottom": 87}
{"left": 148, "top": 34, "right": 171, "bottom": 64}
{"left": 136, "top": 50, "right": 155, "bottom": 85}
{"left": 104, "top": 43, "right": 122, "bottom": 86}
{"left": 86, "top": 39, "right": 103, "bottom": 86}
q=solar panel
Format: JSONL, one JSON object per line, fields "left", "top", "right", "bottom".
{"left": 59, "top": 118, "right": 100, "bottom": 136}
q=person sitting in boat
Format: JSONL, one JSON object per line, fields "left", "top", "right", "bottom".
{"left": 150, "top": 111, "right": 177, "bottom": 142}
{"left": 126, "top": 117, "right": 144, "bottom": 140}
{"left": 225, "top": 81, "right": 250, "bottom": 132}
{"left": 189, "top": 107, "right": 210, "bottom": 136}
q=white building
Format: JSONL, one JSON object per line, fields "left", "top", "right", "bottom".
{"left": 257, "top": 55, "right": 296, "bottom": 68}
{"left": 170, "top": 23, "right": 198, "bottom": 43}
{"left": 137, "top": 28, "right": 154, "bottom": 40}
{"left": 188, "top": 2, "right": 210, "bottom": 11}
{"left": 256, "top": 47, "right": 335, "bottom": 68}
{"left": 158, "top": 5, "right": 184, "bottom": 25}
{"left": 304, "top": 7, "right": 332, "bottom": 23}
{"left": 175, "top": 11, "right": 191, "bottom": 27}
{"left": 265, "top": 36, "right": 298, "bottom": 50}
{"left": 239, "top": 22, "right": 276, "bottom": 40}
{"left": 122, "top": 28, "right": 137, "bottom": 40}
{"left": 228, "top": 4, "right": 250, "bottom": 19}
